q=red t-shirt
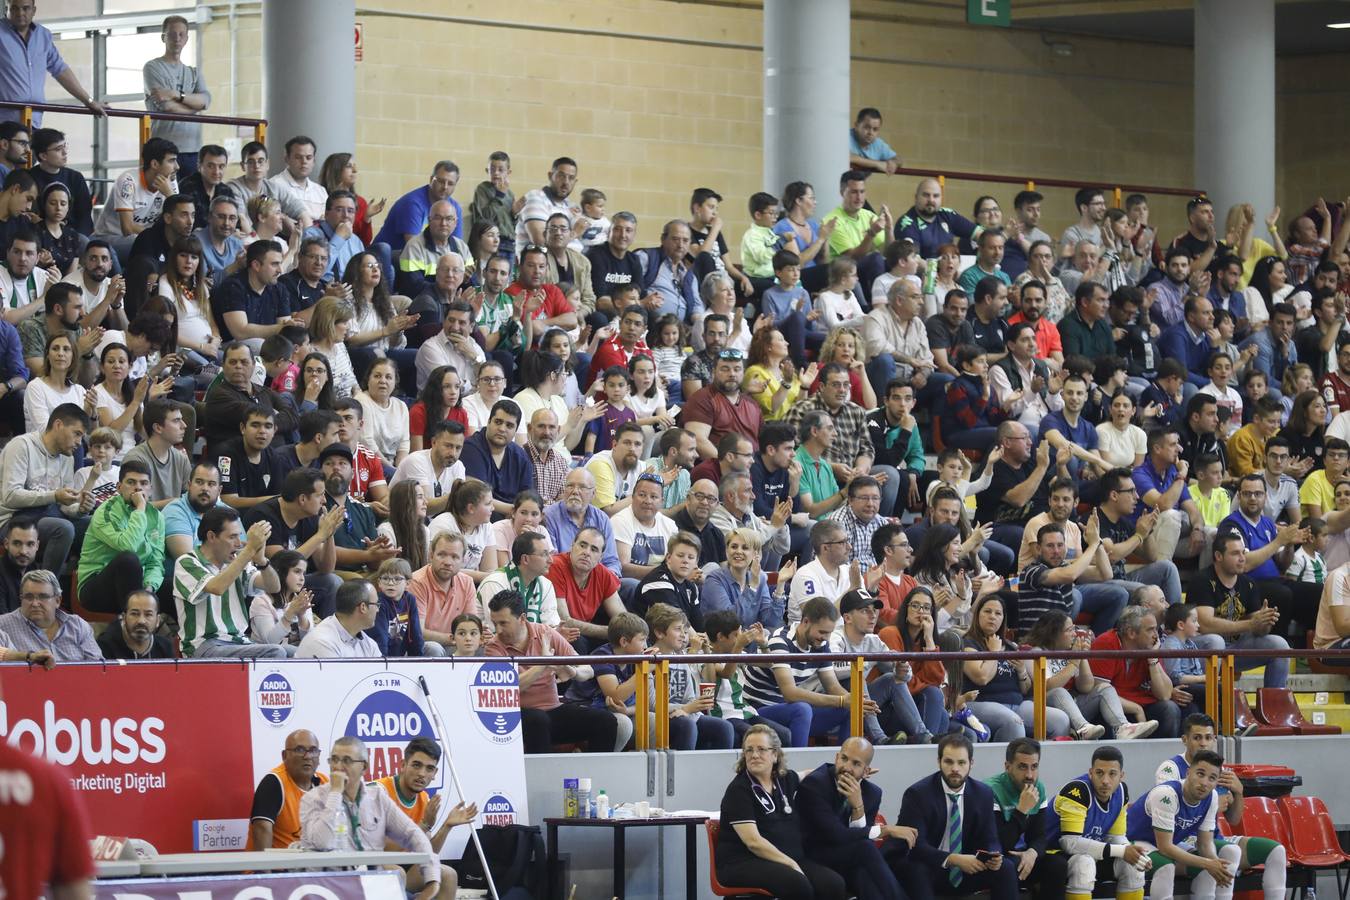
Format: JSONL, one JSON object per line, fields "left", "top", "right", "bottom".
{"left": 506, "top": 282, "right": 575, "bottom": 325}
{"left": 409, "top": 402, "right": 471, "bottom": 443}
{"left": 547, "top": 552, "right": 620, "bottom": 625}
{"left": 1322, "top": 371, "right": 1350, "bottom": 415}
{"left": 1090, "top": 628, "right": 1156, "bottom": 706}
{"left": 690, "top": 458, "right": 725, "bottom": 486}
{"left": 589, "top": 336, "right": 653, "bottom": 383}
{"left": 1006, "top": 312, "right": 1063, "bottom": 360}
{"left": 683, "top": 386, "right": 764, "bottom": 452}
{"left": 271, "top": 363, "right": 299, "bottom": 394}
{"left": 0, "top": 743, "right": 95, "bottom": 896}
{"left": 348, "top": 443, "right": 386, "bottom": 501}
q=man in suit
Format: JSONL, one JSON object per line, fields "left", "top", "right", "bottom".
{"left": 896, "top": 733, "right": 1019, "bottom": 900}
{"left": 797, "top": 736, "right": 913, "bottom": 900}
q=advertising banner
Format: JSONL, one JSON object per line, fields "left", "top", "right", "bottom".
{"left": 246, "top": 660, "right": 529, "bottom": 858}
{"left": 0, "top": 663, "right": 254, "bottom": 852}
{"left": 93, "top": 870, "right": 404, "bottom": 899}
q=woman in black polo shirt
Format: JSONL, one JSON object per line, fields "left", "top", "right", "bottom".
{"left": 716, "top": 724, "right": 845, "bottom": 900}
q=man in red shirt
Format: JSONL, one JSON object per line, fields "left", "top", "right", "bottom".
{"left": 0, "top": 740, "right": 94, "bottom": 899}
{"left": 505, "top": 246, "right": 578, "bottom": 335}
{"left": 587, "top": 303, "right": 653, "bottom": 381}
{"left": 484, "top": 589, "right": 623, "bottom": 753}
{"left": 335, "top": 398, "right": 390, "bottom": 514}
{"left": 683, "top": 349, "right": 763, "bottom": 460}
{"left": 1089, "top": 604, "right": 1182, "bottom": 737}
{"left": 1006, "top": 280, "right": 1064, "bottom": 369}
{"left": 547, "top": 526, "right": 625, "bottom": 653}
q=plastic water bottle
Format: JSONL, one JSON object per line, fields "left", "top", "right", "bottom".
{"left": 578, "top": 778, "right": 592, "bottom": 818}
{"left": 595, "top": 790, "right": 610, "bottom": 819}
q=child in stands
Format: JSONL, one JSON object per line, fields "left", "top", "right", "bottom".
{"left": 1288, "top": 517, "right": 1328, "bottom": 585}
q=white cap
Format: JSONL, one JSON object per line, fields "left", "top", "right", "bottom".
{"left": 579, "top": 778, "right": 592, "bottom": 790}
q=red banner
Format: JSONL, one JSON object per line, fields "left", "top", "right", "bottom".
{"left": 2, "top": 663, "right": 253, "bottom": 852}
{"left": 93, "top": 870, "right": 402, "bottom": 899}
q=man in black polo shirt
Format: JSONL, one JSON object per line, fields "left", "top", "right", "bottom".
{"left": 978, "top": 421, "right": 1058, "bottom": 552}
{"left": 219, "top": 407, "right": 287, "bottom": 511}
{"left": 213, "top": 241, "right": 299, "bottom": 347}
{"left": 279, "top": 237, "right": 339, "bottom": 318}
{"left": 1186, "top": 530, "right": 1290, "bottom": 691}
{"left": 1166, "top": 196, "right": 1230, "bottom": 276}
{"left": 968, "top": 276, "right": 1010, "bottom": 366}
{"left": 96, "top": 589, "right": 174, "bottom": 660}
{"left": 924, "top": 288, "right": 971, "bottom": 377}
{"left": 243, "top": 468, "right": 345, "bottom": 618}
{"left": 586, "top": 211, "right": 644, "bottom": 318}
{"left": 127, "top": 192, "right": 195, "bottom": 271}
{"left": 1178, "top": 393, "right": 1226, "bottom": 473}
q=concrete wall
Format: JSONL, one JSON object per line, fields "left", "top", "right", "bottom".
{"left": 191, "top": 3, "right": 1348, "bottom": 260}
{"left": 535, "top": 735, "right": 1343, "bottom": 900}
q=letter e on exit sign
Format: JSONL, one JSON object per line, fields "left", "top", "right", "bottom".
{"left": 967, "top": 0, "right": 1010, "bottom": 27}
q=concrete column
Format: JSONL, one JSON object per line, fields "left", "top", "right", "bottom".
{"left": 1194, "top": 0, "right": 1275, "bottom": 220}
{"left": 262, "top": 0, "right": 355, "bottom": 167}
{"left": 763, "top": 0, "right": 851, "bottom": 200}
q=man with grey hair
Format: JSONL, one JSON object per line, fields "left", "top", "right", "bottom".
{"left": 710, "top": 470, "right": 791, "bottom": 570}
{"left": 543, "top": 467, "right": 622, "bottom": 576}
{"left": 1057, "top": 239, "right": 1108, "bottom": 297}
{"left": 398, "top": 199, "right": 470, "bottom": 296}
{"left": 300, "top": 735, "right": 450, "bottom": 899}
{"left": 862, "top": 274, "right": 951, "bottom": 411}
{"left": 0, "top": 569, "right": 101, "bottom": 661}
{"left": 587, "top": 210, "right": 643, "bottom": 317}
{"left": 194, "top": 193, "right": 245, "bottom": 288}
{"left": 637, "top": 220, "right": 702, "bottom": 323}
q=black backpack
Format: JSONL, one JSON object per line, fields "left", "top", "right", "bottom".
{"left": 453, "top": 824, "right": 546, "bottom": 900}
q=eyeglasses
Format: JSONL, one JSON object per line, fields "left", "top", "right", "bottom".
{"left": 287, "top": 746, "right": 321, "bottom": 756}
{"left": 329, "top": 755, "right": 366, "bottom": 767}
{"left": 690, "top": 491, "right": 718, "bottom": 503}
{"left": 378, "top": 575, "right": 407, "bottom": 585}
{"left": 20, "top": 592, "right": 54, "bottom": 602}
{"left": 908, "top": 603, "right": 934, "bottom": 613}
{"left": 822, "top": 539, "right": 850, "bottom": 548}
{"left": 479, "top": 376, "right": 506, "bottom": 385}
{"left": 743, "top": 746, "right": 776, "bottom": 756}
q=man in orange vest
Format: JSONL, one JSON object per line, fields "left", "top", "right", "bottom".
{"left": 248, "top": 729, "right": 328, "bottom": 849}
{"left": 376, "top": 737, "right": 478, "bottom": 855}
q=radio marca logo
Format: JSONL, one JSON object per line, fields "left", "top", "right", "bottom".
{"left": 336, "top": 674, "right": 446, "bottom": 789}
{"left": 255, "top": 672, "right": 294, "bottom": 725}
{"left": 468, "top": 663, "right": 520, "bottom": 744}
{"left": 481, "top": 792, "right": 518, "bottom": 826}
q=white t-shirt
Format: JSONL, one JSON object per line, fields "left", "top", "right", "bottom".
{"left": 1095, "top": 421, "right": 1147, "bottom": 469}
{"left": 426, "top": 514, "right": 496, "bottom": 572}
{"left": 159, "top": 277, "right": 214, "bottom": 347}
{"left": 787, "top": 558, "right": 844, "bottom": 624}
{"left": 355, "top": 391, "right": 410, "bottom": 463}
{"left": 0, "top": 265, "right": 50, "bottom": 312}
{"left": 93, "top": 382, "right": 137, "bottom": 450}
{"left": 388, "top": 450, "right": 465, "bottom": 501}
{"left": 95, "top": 169, "right": 176, "bottom": 238}
{"left": 610, "top": 508, "right": 678, "bottom": 567}
{"left": 60, "top": 270, "right": 109, "bottom": 309}
{"left": 815, "top": 288, "right": 867, "bottom": 328}
{"left": 23, "top": 378, "right": 85, "bottom": 435}
{"left": 460, "top": 392, "right": 497, "bottom": 431}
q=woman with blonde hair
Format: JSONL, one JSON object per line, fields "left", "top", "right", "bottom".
{"left": 813, "top": 327, "right": 875, "bottom": 409}
{"left": 244, "top": 195, "right": 299, "bottom": 271}
{"left": 699, "top": 528, "right": 795, "bottom": 629}
{"left": 308, "top": 296, "right": 359, "bottom": 399}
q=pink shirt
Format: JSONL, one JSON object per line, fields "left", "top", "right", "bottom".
{"left": 484, "top": 621, "right": 576, "bottom": 710}
{"left": 408, "top": 566, "right": 478, "bottom": 635}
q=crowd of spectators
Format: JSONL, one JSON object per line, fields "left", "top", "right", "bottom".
{"left": 3, "top": 5, "right": 1350, "bottom": 758}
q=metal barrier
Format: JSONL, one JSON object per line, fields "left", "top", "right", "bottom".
{"left": 474, "top": 646, "right": 1350, "bottom": 749}
{"left": 0, "top": 99, "right": 267, "bottom": 163}
{"left": 890, "top": 165, "right": 1203, "bottom": 209}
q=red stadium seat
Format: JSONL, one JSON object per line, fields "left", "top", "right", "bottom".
{"left": 1277, "top": 796, "right": 1350, "bottom": 868}
{"left": 1234, "top": 689, "right": 1295, "bottom": 737}
{"left": 705, "top": 820, "right": 772, "bottom": 898}
{"left": 1255, "top": 688, "right": 1341, "bottom": 736}
{"left": 1237, "top": 797, "right": 1292, "bottom": 846}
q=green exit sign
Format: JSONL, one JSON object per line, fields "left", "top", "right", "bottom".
{"left": 967, "top": 0, "right": 1010, "bottom": 27}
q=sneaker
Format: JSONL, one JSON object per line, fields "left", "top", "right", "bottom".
{"left": 1236, "top": 722, "right": 1260, "bottom": 737}
{"left": 1076, "top": 723, "right": 1107, "bottom": 740}
{"left": 884, "top": 730, "right": 908, "bottom": 746}
{"left": 953, "top": 707, "right": 990, "bottom": 741}
{"left": 1116, "top": 720, "right": 1160, "bottom": 740}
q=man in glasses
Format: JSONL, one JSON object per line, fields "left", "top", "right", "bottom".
{"left": 30, "top": 127, "right": 95, "bottom": 235}
{"left": 790, "top": 519, "right": 860, "bottom": 624}
{"left": 684, "top": 347, "right": 763, "bottom": 462}
{"left": 300, "top": 737, "right": 445, "bottom": 900}
{"left": 0, "top": 568, "right": 99, "bottom": 661}
{"left": 1216, "top": 474, "right": 1312, "bottom": 642}
{"left": 297, "top": 579, "right": 381, "bottom": 659}
{"left": 1094, "top": 467, "right": 1183, "bottom": 607}
{"left": 248, "top": 729, "right": 328, "bottom": 850}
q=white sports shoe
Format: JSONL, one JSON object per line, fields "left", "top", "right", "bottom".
{"left": 1076, "top": 723, "right": 1107, "bottom": 740}
{"left": 1116, "top": 720, "right": 1160, "bottom": 740}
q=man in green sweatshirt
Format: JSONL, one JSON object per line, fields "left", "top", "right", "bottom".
{"left": 76, "top": 459, "right": 165, "bottom": 614}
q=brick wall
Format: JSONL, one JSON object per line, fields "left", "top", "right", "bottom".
{"left": 192, "top": 1, "right": 1341, "bottom": 259}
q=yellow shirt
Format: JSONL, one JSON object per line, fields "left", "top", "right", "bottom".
{"left": 743, "top": 363, "right": 800, "bottom": 420}
{"left": 1192, "top": 485, "right": 1232, "bottom": 528}
{"left": 1225, "top": 423, "right": 1267, "bottom": 478}
{"left": 1241, "top": 237, "right": 1282, "bottom": 288}
{"left": 1301, "top": 469, "right": 1337, "bottom": 517}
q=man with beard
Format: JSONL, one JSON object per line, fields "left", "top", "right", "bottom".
{"left": 127, "top": 192, "right": 194, "bottom": 271}
{"left": 1044, "top": 745, "right": 1151, "bottom": 900}
{"left": 642, "top": 425, "right": 697, "bottom": 510}
{"left": 985, "top": 738, "right": 1066, "bottom": 900}
{"left": 585, "top": 421, "right": 645, "bottom": 515}
{"left": 681, "top": 312, "right": 730, "bottom": 401}
{"left": 376, "top": 738, "right": 478, "bottom": 869}
{"left": 685, "top": 349, "right": 764, "bottom": 461}
{"left": 96, "top": 588, "right": 173, "bottom": 659}
{"left": 163, "top": 461, "right": 227, "bottom": 561}
{"left": 895, "top": 177, "right": 978, "bottom": 260}
{"left": 0, "top": 227, "right": 57, "bottom": 325}
{"left": 514, "top": 156, "right": 579, "bottom": 253}
{"left": 1147, "top": 248, "right": 1197, "bottom": 329}
{"left": 0, "top": 520, "right": 37, "bottom": 613}
{"left": 379, "top": 161, "right": 462, "bottom": 254}
{"left": 1295, "top": 278, "right": 1349, "bottom": 381}
{"left": 18, "top": 282, "right": 100, "bottom": 383}
{"left": 194, "top": 194, "right": 245, "bottom": 289}
{"left": 462, "top": 399, "right": 534, "bottom": 515}
{"left": 59, "top": 239, "right": 127, "bottom": 329}
{"left": 505, "top": 245, "right": 578, "bottom": 337}
{"left": 523, "top": 407, "right": 570, "bottom": 506}
{"left": 248, "top": 729, "right": 328, "bottom": 850}
{"left": 895, "top": 733, "right": 1019, "bottom": 899}
{"left": 543, "top": 468, "right": 622, "bottom": 576}
{"left": 1167, "top": 196, "right": 1230, "bottom": 277}
{"left": 1006, "top": 279, "right": 1064, "bottom": 370}
{"left": 322, "top": 443, "right": 397, "bottom": 575}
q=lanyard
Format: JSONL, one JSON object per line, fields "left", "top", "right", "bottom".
{"left": 342, "top": 795, "right": 365, "bottom": 850}
{"left": 7, "top": 270, "right": 35, "bottom": 308}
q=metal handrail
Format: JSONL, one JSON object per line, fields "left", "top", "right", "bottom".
{"left": 0, "top": 99, "right": 267, "bottom": 162}
{"left": 889, "top": 165, "right": 1203, "bottom": 209}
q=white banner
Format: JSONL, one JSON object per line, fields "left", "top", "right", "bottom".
{"left": 247, "top": 661, "right": 529, "bottom": 858}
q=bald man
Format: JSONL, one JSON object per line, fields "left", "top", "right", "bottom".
{"left": 398, "top": 199, "right": 469, "bottom": 295}
{"left": 248, "top": 728, "right": 329, "bottom": 850}
{"left": 798, "top": 737, "right": 916, "bottom": 900}
{"left": 671, "top": 477, "right": 727, "bottom": 566}
{"left": 896, "top": 177, "right": 979, "bottom": 260}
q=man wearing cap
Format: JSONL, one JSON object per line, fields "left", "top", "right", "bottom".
{"left": 321, "top": 443, "right": 399, "bottom": 575}
{"left": 830, "top": 588, "right": 937, "bottom": 745}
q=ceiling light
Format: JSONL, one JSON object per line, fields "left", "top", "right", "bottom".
{"left": 1328, "top": 21, "right": 1350, "bottom": 28}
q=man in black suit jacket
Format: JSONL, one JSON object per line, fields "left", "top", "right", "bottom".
{"left": 797, "top": 737, "right": 912, "bottom": 900}
{"left": 896, "top": 733, "right": 1019, "bottom": 900}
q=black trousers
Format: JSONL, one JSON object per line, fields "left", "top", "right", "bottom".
{"left": 1023, "top": 849, "right": 1068, "bottom": 900}
{"left": 810, "top": 837, "right": 905, "bottom": 900}
{"left": 896, "top": 857, "right": 1019, "bottom": 900}
{"left": 717, "top": 856, "right": 847, "bottom": 900}
{"left": 78, "top": 550, "right": 146, "bottom": 613}
{"left": 520, "top": 703, "right": 618, "bottom": 754}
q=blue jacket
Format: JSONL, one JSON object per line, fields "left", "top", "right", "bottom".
{"left": 637, "top": 247, "right": 702, "bottom": 323}
{"left": 899, "top": 772, "right": 1004, "bottom": 870}
{"left": 797, "top": 762, "right": 885, "bottom": 853}
{"left": 698, "top": 565, "right": 782, "bottom": 630}
{"left": 1157, "top": 321, "right": 1214, "bottom": 386}
{"left": 0, "top": 318, "right": 28, "bottom": 382}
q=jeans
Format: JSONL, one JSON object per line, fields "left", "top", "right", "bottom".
{"left": 865, "top": 354, "right": 953, "bottom": 411}
{"left": 1117, "top": 558, "right": 1183, "bottom": 606}
{"left": 1072, "top": 582, "right": 1130, "bottom": 633}
{"left": 966, "top": 699, "right": 1070, "bottom": 741}
{"left": 305, "top": 572, "right": 342, "bottom": 619}
{"left": 945, "top": 426, "right": 999, "bottom": 452}
{"left": 193, "top": 638, "right": 287, "bottom": 659}
{"left": 35, "top": 515, "right": 75, "bottom": 575}
{"left": 983, "top": 539, "right": 1016, "bottom": 577}
{"left": 870, "top": 464, "right": 902, "bottom": 518}
{"left": 1142, "top": 699, "right": 1182, "bottom": 738}
{"left": 774, "top": 308, "right": 825, "bottom": 368}
{"left": 754, "top": 700, "right": 815, "bottom": 747}
{"left": 840, "top": 671, "right": 932, "bottom": 742}
{"left": 669, "top": 712, "right": 735, "bottom": 750}
{"left": 913, "top": 684, "right": 951, "bottom": 735}
{"left": 1230, "top": 633, "right": 1290, "bottom": 687}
